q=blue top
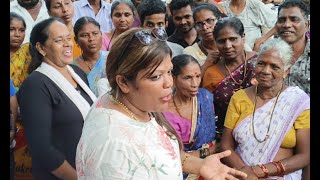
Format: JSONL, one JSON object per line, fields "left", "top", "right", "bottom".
{"left": 10, "top": 79, "right": 16, "bottom": 97}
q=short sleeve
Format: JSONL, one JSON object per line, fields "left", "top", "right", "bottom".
{"left": 224, "top": 93, "right": 241, "bottom": 129}
{"left": 294, "top": 109, "right": 310, "bottom": 129}
{"left": 202, "top": 65, "right": 224, "bottom": 92}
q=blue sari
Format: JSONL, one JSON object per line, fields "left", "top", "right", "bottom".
{"left": 73, "top": 50, "right": 109, "bottom": 96}
{"left": 87, "top": 51, "right": 108, "bottom": 96}
{"left": 164, "top": 88, "right": 216, "bottom": 179}
{"left": 164, "top": 88, "right": 216, "bottom": 151}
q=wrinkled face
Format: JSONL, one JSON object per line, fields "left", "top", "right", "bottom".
{"left": 215, "top": 26, "right": 245, "bottom": 60}
{"left": 142, "top": 13, "right": 166, "bottom": 29}
{"left": 276, "top": 6, "right": 308, "bottom": 45}
{"left": 174, "top": 62, "right": 201, "bottom": 98}
{"left": 194, "top": 9, "right": 217, "bottom": 41}
{"left": 76, "top": 23, "right": 102, "bottom": 54}
{"left": 40, "top": 21, "right": 73, "bottom": 68}
{"left": 126, "top": 55, "right": 173, "bottom": 112}
{"left": 49, "top": 0, "right": 74, "bottom": 24}
{"left": 17, "top": 0, "right": 39, "bottom": 9}
{"left": 112, "top": 3, "right": 134, "bottom": 33}
{"left": 172, "top": 5, "right": 194, "bottom": 33}
{"left": 255, "top": 49, "right": 286, "bottom": 88}
{"left": 10, "top": 18, "right": 26, "bottom": 49}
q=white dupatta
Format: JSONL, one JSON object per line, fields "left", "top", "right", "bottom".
{"left": 36, "top": 62, "right": 97, "bottom": 120}
{"left": 233, "top": 87, "right": 309, "bottom": 180}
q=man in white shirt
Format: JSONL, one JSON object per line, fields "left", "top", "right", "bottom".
{"left": 73, "top": 0, "right": 113, "bottom": 33}
{"left": 10, "top": 0, "right": 50, "bottom": 44}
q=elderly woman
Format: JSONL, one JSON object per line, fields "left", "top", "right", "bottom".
{"left": 17, "top": 18, "right": 96, "bottom": 180}
{"left": 45, "top": 0, "right": 84, "bottom": 58}
{"left": 202, "top": 17, "right": 257, "bottom": 138}
{"left": 163, "top": 54, "right": 217, "bottom": 180}
{"left": 103, "top": 0, "right": 135, "bottom": 50}
{"left": 75, "top": 27, "right": 247, "bottom": 179}
{"left": 73, "top": 16, "right": 109, "bottom": 96}
{"left": 220, "top": 38, "right": 310, "bottom": 179}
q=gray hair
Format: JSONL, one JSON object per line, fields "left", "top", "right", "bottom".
{"left": 258, "top": 38, "right": 293, "bottom": 71}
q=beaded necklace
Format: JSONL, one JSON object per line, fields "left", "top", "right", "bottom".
{"left": 251, "top": 84, "right": 283, "bottom": 143}
{"left": 79, "top": 55, "right": 96, "bottom": 71}
{"left": 224, "top": 51, "right": 248, "bottom": 86}
{"left": 109, "top": 95, "right": 140, "bottom": 121}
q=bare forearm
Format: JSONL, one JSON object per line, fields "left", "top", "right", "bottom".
{"left": 220, "top": 145, "right": 246, "bottom": 169}
{"left": 302, "top": 165, "right": 310, "bottom": 180}
{"left": 181, "top": 151, "right": 203, "bottom": 174}
{"left": 280, "top": 153, "right": 309, "bottom": 174}
{"left": 51, "top": 160, "right": 77, "bottom": 180}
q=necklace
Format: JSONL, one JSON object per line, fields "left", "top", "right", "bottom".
{"left": 106, "top": 30, "right": 116, "bottom": 51}
{"left": 198, "top": 41, "right": 209, "bottom": 56}
{"left": 80, "top": 55, "right": 93, "bottom": 71}
{"left": 173, "top": 96, "right": 184, "bottom": 118}
{"left": 109, "top": 95, "right": 140, "bottom": 121}
{"left": 251, "top": 84, "right": 284, "bottom": 143}
{"left": 224, "top": 51, "right": 247, "bottom": 86}
{"left": 173, "top": 96, "right": 193, "bottom": 119}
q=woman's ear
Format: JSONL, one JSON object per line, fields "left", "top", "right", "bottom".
{"left": 116, "top": 75, "right": 130, "bottom": 94}
{"left": 35, "top": 42, "right": 46, "bottom": 57}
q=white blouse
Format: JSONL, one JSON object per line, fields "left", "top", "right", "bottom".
{"left": 76, "top": 97, "right": 183, "bottom": 180}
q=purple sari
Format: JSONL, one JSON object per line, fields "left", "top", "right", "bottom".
{"left": 213, "top": 55, "right": 257, "bottom": 134}
{"left": 163, "top": 88, "right": 216, "bottom": 152}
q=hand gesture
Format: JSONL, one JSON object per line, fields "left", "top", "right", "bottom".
{"left": 199, "top": 150, "right": 248, "bottom": 180}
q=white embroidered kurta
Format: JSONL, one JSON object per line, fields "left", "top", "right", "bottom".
{"left": 76, "top": 98, "right": 183, "bottom": 180}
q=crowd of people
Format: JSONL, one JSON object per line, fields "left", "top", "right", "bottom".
{"left": 10, "top": 0, "right": 310, "bottom": 179}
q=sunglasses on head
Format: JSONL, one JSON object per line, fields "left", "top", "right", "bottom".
{"left": 116, "top": 27, "right": 168, "bottom": 63}
{"left": 134, "top": 27, "right": 168, "bottom": 45}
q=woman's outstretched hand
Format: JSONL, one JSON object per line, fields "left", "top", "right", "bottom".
{"left": 200, "top": 150, "right": 247, "bottom": 180}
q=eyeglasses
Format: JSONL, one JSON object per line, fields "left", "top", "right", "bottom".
{"left": 194, "top": 18, "right": 217, "bottom": 30}
{"left": 116, "top": 27, "right": 168, "bottom": 68}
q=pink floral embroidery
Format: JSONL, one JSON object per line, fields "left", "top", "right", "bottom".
{"left": 156, "top": 126, "right": 178, "bottom": 160}
{"left": 96, "top": 100, "right": 103, "bottom": 108}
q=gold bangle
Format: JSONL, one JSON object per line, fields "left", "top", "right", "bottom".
{"left": 182, "top": 154, "right": 190, "bottom": 168}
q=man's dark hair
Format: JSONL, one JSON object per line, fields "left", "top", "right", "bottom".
{"left": 137, "top": 0, "right": 166, "bottom": 24}
{"left": 169, "top": 0, "right": 194, "bottom": 15}
{"left": 278, "top": 0, "right": 309, "bottom": 19}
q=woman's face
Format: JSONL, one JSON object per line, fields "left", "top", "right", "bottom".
{"left": 126, "top": 54, "right": 173, "bottom": 112}
{"left": 40, "top": 21, "right": 74, "bottom": 68}
{"left": 76, "top": 22, "right": 102, "bottom": 54}
{"left": 174, "top": 62, "right": 201, "bottom": 98}
{"left": 254, "top": 49, "right": 286, "bottom": 88}
{"left": 10, "top": 18, "right": 26, "bottom": 49}
{"left": 194, "top": 9, "right": 217, "bottom": 41}
{"left": 215, "top": 26, "right": 245, "bottom": 60}
{"left": 112, "top": 3, "right": 134, "bottom": 33}
{"left": 49, "top": 0, "right": 74, "bottom": 24}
